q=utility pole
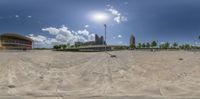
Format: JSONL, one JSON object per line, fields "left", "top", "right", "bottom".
{"left": 104, "top": 24, "right": 107, "bottom": 52}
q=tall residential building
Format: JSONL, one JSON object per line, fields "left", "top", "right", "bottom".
{"left": 130, "top": 34, "right": 136, "bottom": 46}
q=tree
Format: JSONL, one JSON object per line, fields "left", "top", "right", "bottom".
{"left": 53, "top": 45, "right": 59, "bottom": 50}
{"left": 172, "top": 42, "right": 178, "bottom": 48}
{"left": 129, "top": 44, "right": 135, "bottom": 49}
{"left": 160, "top": 42, "right": 170, "bottom": 49}
{"left": 198, "top": 36, "right": 200, "bottom": 45}
{"left": 185, "top": 44, "right": 191, "bottom": 49}
{"left": 53, "top": 45, "right": 62, "bottom": 50}
{"left": 165, "top": 42, "right": 170, "bottom": 49}
{"left": 151, "top": 41, "right": 157, "bottom": 48}
{"left": 179, "top": 45, "right": 184, "bottom": 49}
{"left": 67, "top": 43, "right": 70, "bottom": 48}
{"left": 142, "top": 43, "right": 146, "bottom": 48}
{"left": 75, "top": 44, "right": 80, "bottom": 48}
{"left": 180, "top": 44, "right": 191, "bottom": 50}
{"left": 146, "top": 43, "right": 150, "bottom": 48}
{"left": 137, "top": 43, "right": 142, "bottom": 48}
{"left": 62, "top": 44, "right": 67, "bottom": 49}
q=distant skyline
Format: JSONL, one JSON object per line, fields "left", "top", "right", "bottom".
{"left": 0, "top": 0, "right": 200, "bottom": 47}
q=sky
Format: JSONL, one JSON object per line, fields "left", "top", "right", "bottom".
{"left": 0, "top": 0, "right": 200, "bottom": 48}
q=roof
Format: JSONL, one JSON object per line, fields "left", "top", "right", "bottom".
{"left": 0, "top": 33, "right": 32, "bottom": 41}
{"left": 79, "top": 45, "right": 128, "bottom": 48}
{"left": 79, "top": 45, "right": 106, "bottom": 48}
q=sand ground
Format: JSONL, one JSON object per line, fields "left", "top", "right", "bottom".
{"left": 0, "top": 50, "right": 200, "bottom": 99}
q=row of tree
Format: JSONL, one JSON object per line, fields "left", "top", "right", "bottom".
{"left": 133, "top": 41, "right": 199, "bottom": 49}
{"left": 53, "top": 35, "right": 200, "bottom": 50}
{"left": 137, "top": 41, "right": 157, "bottom": 48}
{"left": 53, "top": 44, "right": 72, "bottom": 50}
{"left": 129, "top": 35, "right": 200, "bottom": 49}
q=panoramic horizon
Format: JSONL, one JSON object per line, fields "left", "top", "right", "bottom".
{"left": 1, "top": 1, "right": 200, "bottom": 99}
{"left": 0, "top": 0, "right": 200, "bottom": 48}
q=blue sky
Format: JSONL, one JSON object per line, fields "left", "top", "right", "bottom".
{"left": 0, "top": 0, "right": 200, "bottom": 47}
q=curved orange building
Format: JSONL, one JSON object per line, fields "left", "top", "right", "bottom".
{"left": 0, "top": 33, "right": 32, "bottom": 50}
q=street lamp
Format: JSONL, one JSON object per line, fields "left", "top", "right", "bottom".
{"left": 104, "top": 24, "right": 107, "bottom": 52}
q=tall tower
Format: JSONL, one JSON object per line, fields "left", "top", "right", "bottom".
{"left": 130, "top": 34, "right": 135, "bottom": 47}
{"left": 100, "top": 36, "right": 104, "bottom": 45}
{"left": 95, "top": 34, "right": 99, "bottom": 44}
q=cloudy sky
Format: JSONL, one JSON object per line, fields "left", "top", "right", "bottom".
{"left": 0, "top": 0, "right": 200, "bottom": 47}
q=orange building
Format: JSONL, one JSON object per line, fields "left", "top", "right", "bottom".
{"left": 0, "top": 33, "right": 32, "bottom": 50}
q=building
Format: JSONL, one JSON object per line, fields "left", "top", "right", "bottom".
{"left": 75, "top": 34, "right": 104, "bottom": 46}
{"left": 95, "top": 34, "right": 104, "bottom": 45}
{"left": 79, "top": 45, "right": 111, "bottom": 52}
{"left": 78, "top": 45, "right": 128, "bottom": 52}
{"left": 73, "top": 34, "right": 129, "bottom": 52}
{"left": 129, "top": 34, "right": 136, "bottom": 46}
{"left": 0, "top": 33, "right": 32, "bottom": 50}
{"left": 74, "top": 34, "right": 106, "bottom": 51}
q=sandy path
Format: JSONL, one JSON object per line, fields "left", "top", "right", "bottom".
{"left": 0, "top": 50, "right": 200, "bottom": 99}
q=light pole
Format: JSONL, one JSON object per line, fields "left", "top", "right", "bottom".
{"left": 104, "top": 24, "right": 107, "bottom": 52}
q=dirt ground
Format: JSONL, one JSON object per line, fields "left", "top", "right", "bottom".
{"left": 0, "top": 50, "right": 200, "bottom": 99}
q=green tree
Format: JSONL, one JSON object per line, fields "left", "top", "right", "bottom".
{"left": 179, "top": 45, "right": 184, "bottom": 49}
{"left": 62, "top": 44, "right": 67, "bottom": 49}
{"left": 53, "top": 45, "right": 62, "bottom": 50}
{"left": 160, "top": 42, "right": 170, "bottom": 49}
{"left": 142, "top": 43, "right": 146, "bottom": 48}
{"left": 67, "top": 43, "right": 70, "bottom": 48}
{"left": 165, "top": 42, "right": 170, "bottom": 49}
{"left": 172, "top": 42, "right": 178, "bottom": 48}
{"left": 184, "top": 44, "right": 191, "bottom": 49}
{"left": 129, "top": 44, "right": 135, "bottom": 49}
{"left": 53, "top": 45, "right": 59, "bottom": 50}
{"left": 198, "top": 36, "right": 200, "bottom": 45}
{"left": 151, "top": 41, "right": 157, "bottom": 48}
{"left": 137, "top": 43, "right": 142, "bottom": 48}
{"left": 75, "top": 44, "right": 80, "bottom": 48}
{"left": 146, "top": 43, "right": 150, "bottom": 48}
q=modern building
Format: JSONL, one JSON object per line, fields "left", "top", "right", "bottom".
{"left": 0, "top": 33, "right": 32, "bottom": 50}
{"left": 75, "top": 34, "right": 104, "bottom": 46}
{"left": 130, "top": 34, "right": 136, "bottom": 46}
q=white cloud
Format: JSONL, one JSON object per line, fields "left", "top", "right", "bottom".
{"left": 42, "top": 26, "right": 62, "bottom": 35}
{"left": 106, "top": 6, "right": 128, "bottom": 24}
{"left": 15, "top": 15, "right": 19, "bottom": 18}
{"left": 113, "top": 35, "right": 122, "bottom": 39}
{"left": 28, "top": 25, "right": 95, "bottom": 48}
{"left": 27, "top": 34, "right": 58, "bottom": 48}
{"left": 113, "top": 36, "right": 116, "bottom": 39}
{"left": 118, "top": 35, "right": 122, "bottom": 38}
{"left": 28, "top": 16, "right": 32, "bottom": 18}
{"left": 85, "top": 25, "right": 89, "bottom": 28}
